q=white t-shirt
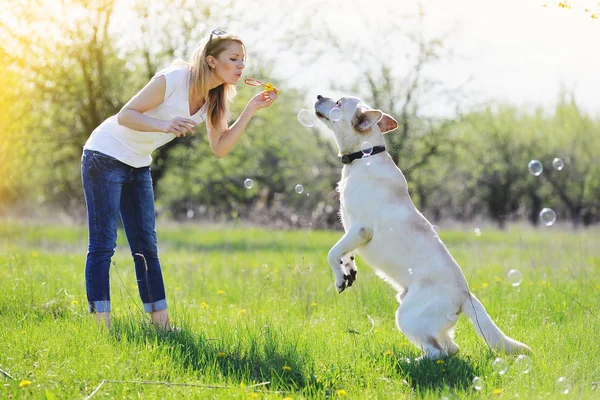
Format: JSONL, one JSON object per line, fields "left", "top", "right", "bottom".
{"left": 84, "top": 65, "right": 207, "bottom": 168}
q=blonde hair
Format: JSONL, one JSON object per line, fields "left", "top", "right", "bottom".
{"left": 181, "top": 31, "right": 245, "bottom": 128}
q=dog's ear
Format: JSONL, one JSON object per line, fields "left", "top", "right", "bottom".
{"left": 378, "top": 113, "right": 399, "bottom": 134}
{"left": 352, "top": 107, "right": 383, "bottom": 132}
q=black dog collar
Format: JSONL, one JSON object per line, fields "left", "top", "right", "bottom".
{"left": 340, "top": 146, "right": 386, "bottom": 165}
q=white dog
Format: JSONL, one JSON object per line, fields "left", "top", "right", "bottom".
{"left": 314, "top": 95, "right": 531, "bottom": 360}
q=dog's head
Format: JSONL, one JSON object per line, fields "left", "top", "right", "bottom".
{"left": 314, "top": 95, "right": 398, "bottom": 156}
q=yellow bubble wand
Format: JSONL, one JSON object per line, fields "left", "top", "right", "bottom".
{"left": 244, "top": 78, "right": 280, "bottom": 95}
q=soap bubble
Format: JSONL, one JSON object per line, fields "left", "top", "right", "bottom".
{"left": 297, "top": 109, "right": 316, "bottom": 127}
{"left": 508, "top": 269, "right": 523, "bottom": 287}
{"left": 244, "top": 178, "right": 254, "bottom": 189}
{"left": 361, "top": 142, "right": 373, "bottom": 156}
{"left": 552, "top": 158, "right": 565, "bottom": 171}
{"left": 557, "top": 377, "right": 572, "bottom": 394}
{"left": 474, "top": 228, "right": 481, "bottom": 236}
{"left": 540, "top": 208, "right": 557, "bottom": 226}
{"left": 492, "top": 357, "right": 508, "bottom": 375}
{"left": 515, "top": 354, "right": 532, "bottom": 374}
{"left": 295, "top": 184, "right": 304, "bottom": 194}
{"left": 472, "top": 376, "right": 484, "bottom": 391}
{"left": 329, "top": 107, "right": 342, "bottom": 121}
{"left": 528, "top": 160, "right": 543, "bottom": 176}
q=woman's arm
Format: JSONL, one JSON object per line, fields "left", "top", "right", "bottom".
{"left": 207, "top": 91, "right": 277, "bottom": 158}
{"left": 117, "top": 76, "right": 197, "bottom": 137}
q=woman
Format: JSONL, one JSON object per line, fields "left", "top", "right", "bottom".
{"left": 81, "top": 30, "right": 277, "bottom": 330}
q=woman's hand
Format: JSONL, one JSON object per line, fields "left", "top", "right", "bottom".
{"left": 160, "top": 117, "right": 198, "bottom": 137}
{"left": 248, "top": 90, "right": 278, "bottom": 112}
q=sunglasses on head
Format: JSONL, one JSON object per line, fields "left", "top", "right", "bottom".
{"left": 207, "top": 29, "right": 227, "bottom": 47}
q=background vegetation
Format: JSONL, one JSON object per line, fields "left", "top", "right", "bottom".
{"left": 1, "top": 0, "right": 599, "bottom": 229}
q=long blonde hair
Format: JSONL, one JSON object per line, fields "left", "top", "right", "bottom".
{"left": 185, "top": 31, "right": 245, "bottom": 128}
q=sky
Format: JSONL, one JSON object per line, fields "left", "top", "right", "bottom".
{"left": 239, "top": 0, "right": 600, "bottom": 117}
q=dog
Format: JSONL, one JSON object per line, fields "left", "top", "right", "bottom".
{"left": 314, "top": 95, "right": 531, "bottom": 360}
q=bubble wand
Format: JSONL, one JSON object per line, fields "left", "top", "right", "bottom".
{"left": 244, "top": 78, "right": 280, "bottom": 95}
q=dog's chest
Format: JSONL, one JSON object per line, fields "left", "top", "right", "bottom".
{"left": 338, "top": 177, "right": 377, "bottom": 225}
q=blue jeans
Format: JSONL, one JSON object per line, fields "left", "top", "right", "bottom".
{"left": 81, "top": 149, "right": 167, "bottom": 314}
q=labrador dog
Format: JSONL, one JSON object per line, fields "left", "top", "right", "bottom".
{"left": 314, "top": 95, "right": 531, "bottom": 360}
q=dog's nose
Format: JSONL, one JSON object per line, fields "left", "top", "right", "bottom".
{"left": 317, "top": 95, "right": 323, "bottom": 101}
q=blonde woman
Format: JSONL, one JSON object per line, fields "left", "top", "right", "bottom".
{"left": 81, "top": 30, "right": 277, "bottom": 330}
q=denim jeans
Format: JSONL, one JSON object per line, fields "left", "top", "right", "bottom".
{"left": 81, "top": 149, "right": 167, "bottom": 313}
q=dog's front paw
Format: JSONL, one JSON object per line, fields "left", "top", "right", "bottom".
{"left": 342, "top": 254, "right": 358, "bottom": 288}
{"left": 335, "top": 255, "right": 357, "bottom": 293}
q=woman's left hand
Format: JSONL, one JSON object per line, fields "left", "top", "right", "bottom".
{"left": 248, "top": 90, "right": 278, "bottom": 112}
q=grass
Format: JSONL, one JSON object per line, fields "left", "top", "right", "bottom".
{"left": 0, "top": 220, "right": 599, "bottom": 399}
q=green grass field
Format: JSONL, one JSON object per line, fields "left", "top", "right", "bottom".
{"left": 1, "top": 221, "right": 599, "bottom": 399}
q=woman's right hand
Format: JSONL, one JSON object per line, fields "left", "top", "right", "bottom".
{"left": 161, "top": 117, "right": 198, "bottom": 137}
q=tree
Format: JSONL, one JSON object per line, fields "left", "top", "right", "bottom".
{"left": 1, "top": 0, "right": 130, "bottom": 213}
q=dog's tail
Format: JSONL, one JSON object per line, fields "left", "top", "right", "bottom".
{"left": 461, "top": 292, "right": 531, "bottom": 354}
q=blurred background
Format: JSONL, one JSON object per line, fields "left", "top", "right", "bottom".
{"left": 1, "top": 0, "right": 599, "bottom": 229}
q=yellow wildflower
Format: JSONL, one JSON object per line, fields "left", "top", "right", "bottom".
{"left": 336, "top": 389, "right": 347, "bottom": 397}
{"left": 19, "top": 380, "right": 32, "bottom": 388}
{"left": 283, "top": 365, "right": 291, "bottom": 372}
{"left": 248, "top": 393, "right": 259, "bottom": 399}
{"left": 493, "top": 388, "right": 503, "bottom": 395}
{"left": 384, "top": 350, "right": 392, "bottom": 356}
{"left": 482, "top": 282, "right": 489, "bottom": 288}
{"left": 217, "top": 290, "right": 225, "bottom": 295}
{"left": 283, "top": 397, "right": 293, "bottom": 400}
{"left": 495, "top": 277, "right": 503, "bottom": 283}
{"left": 239, "top": 309, "right": 246, "bottom": 314}
{"left": 71, "top": 300, "right": 79, "bottom": 305}
{"left": 436, "top": 359, "right": 445, "bottom": 365}
{"left": 200, "top": 302, "right": 208, "bottom": 309}
{"left": 175, "top": 287, "right": 181, "bottom": 291}
{"left": 311, "top": 302, "right": 317, "bottom": 307}
{"left": 217, "top": 351, "right": 226, "bottom": 358}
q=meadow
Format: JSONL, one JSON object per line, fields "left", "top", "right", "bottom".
{"left": 1, "top": 220, "right": 599, "bottom": 399}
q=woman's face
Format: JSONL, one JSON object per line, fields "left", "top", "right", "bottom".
{"left": 212, "top": 42, "right": 245, "bottom": 85}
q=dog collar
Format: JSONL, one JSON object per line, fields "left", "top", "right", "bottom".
{"left": 340, "top": 146, "right": 386, "bottom": 165}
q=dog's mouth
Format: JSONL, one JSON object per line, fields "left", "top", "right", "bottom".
{"left": 315, "top": 110, "right": 327, "bottom": 119}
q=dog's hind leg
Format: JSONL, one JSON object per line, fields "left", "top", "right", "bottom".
{"left": 395, "top": 285, "right": 461, "bottom": 360}
{"left": 328, "top": 226, "right": 372, "bottom": 292}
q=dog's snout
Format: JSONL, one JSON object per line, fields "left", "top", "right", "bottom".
{"left": 317, "top": 95, "right": 323, "bottom": 101}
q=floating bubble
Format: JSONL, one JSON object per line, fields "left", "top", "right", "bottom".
{"left": 408, "top": 268, "right": 413, "bottom": 275}
{"left": 295, "top": 184, "right": 304, "bottom": 194}
{"left": 472, "top": 376, "right": 484, "bottom": 391}
{"left": 432, "top": 225, "right": 440, "bottom": 233}
{"left": 552, "top": 158, "right": 565, "bottom": 171}
{"left": 329, "top": 107, "right": 342, "bottom": 121}
{"left": 244, "top": 178, "right": 254, "bottom": 189}
{"left": 564, "top": 156, "right": 571, "bottom": 164}
{"left": 528, "top": 160, "right": 543, "bottom": 176}
{"left": 186, "top": 209, "right": 194, "bottom": 219}
{"left": 361, "top": 141, "right": 373, "bottom": 156}
{"left": 492, "top": 357, "right": 508, "bottom": 375}
{"left": 557, "top": 377, "right": 572, "bottom": 394}
{"left": 540, "top": 208, "right": 557, "bottom": 226}
{"left": 474, "top": 228, "right": 482, "bottom": 236}
{"left": 297, "top": 109, "right": 316, "bottom": 127}
{"left": 515, "top": 354, "right": 532, "bottom": 374}
{"left": 508, "top": 269, "right": 523, "bottom": 287}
